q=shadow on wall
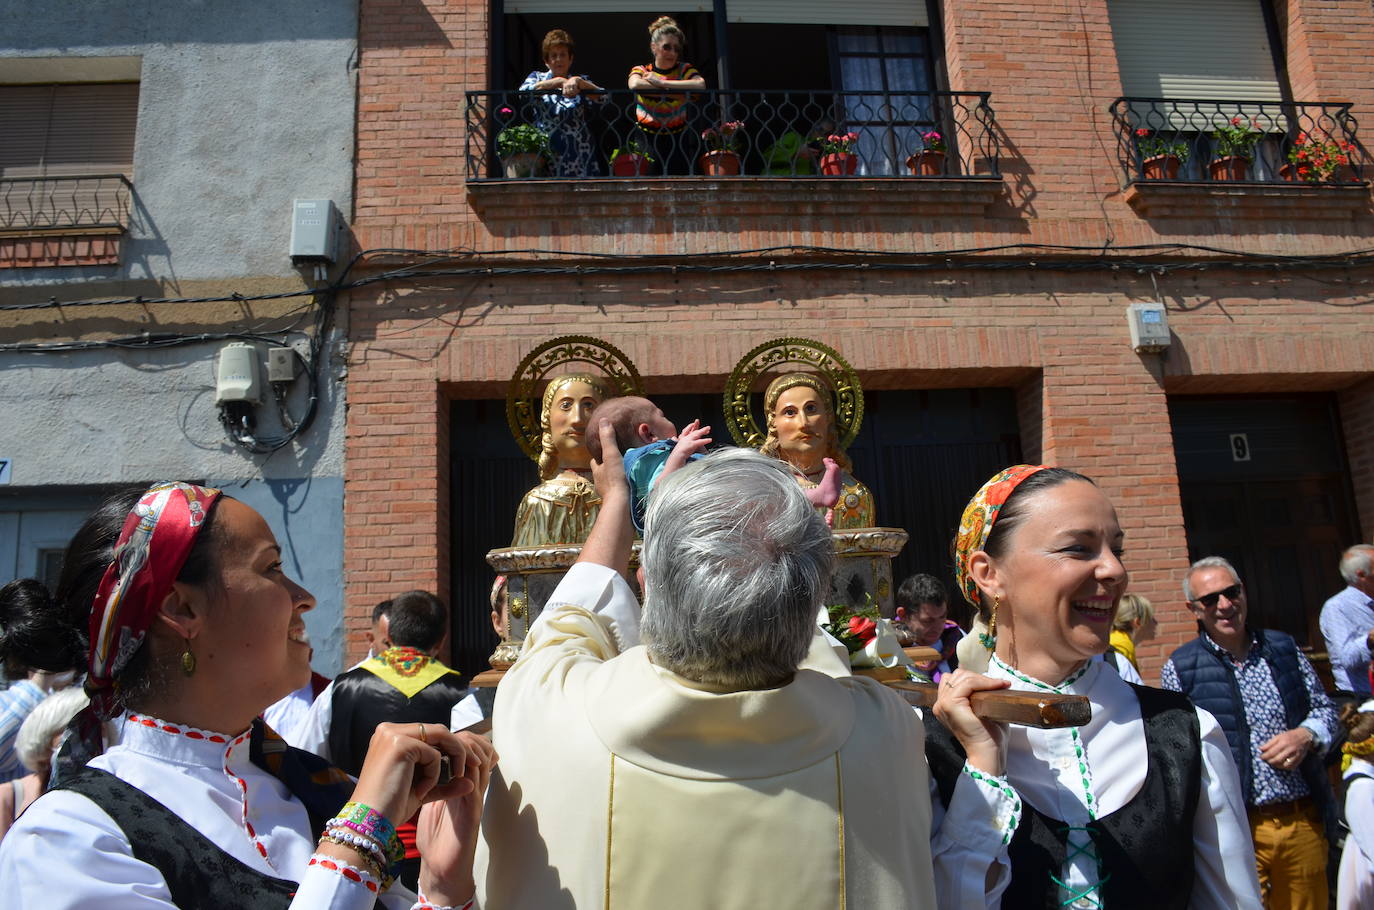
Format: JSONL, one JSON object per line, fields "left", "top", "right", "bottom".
{"left": 360, "top": 0, "right": 455, "bottom": 50}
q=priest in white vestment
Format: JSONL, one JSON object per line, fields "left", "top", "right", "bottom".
{"left": 474, "top": 432, "right": 936, "bottom": 909}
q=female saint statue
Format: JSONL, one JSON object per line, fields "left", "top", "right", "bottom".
{"left": 511, "top": 373, "right": 615, "bottom": 546}
{"left": 759, "top": 373, "right": 875, "bottom": 529}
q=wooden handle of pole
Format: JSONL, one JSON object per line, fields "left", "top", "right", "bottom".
{"left": 889, "top": 681, "right": 1092, "bottom": 728}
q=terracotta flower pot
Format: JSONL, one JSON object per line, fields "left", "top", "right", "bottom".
{"left": 905, "top": 150, "right": 946, "bottom": 176}
{"left": 1141, "top": 154, "right": 1182, "bottom": 180}
{"left": 501, "top": 153, "right": 546, "bottom": 178}
{"left": 1280, "top": 163, "right": 1299, "bottom": 182}
{"left": 699, "top": 150, "right": 741, "bottom": 176}
{"left": 1208, "top": 156, "right": 1249, "bottom": 181}
{"left": 819, "top": 152, "right": 858, "bottom": 176}
{"left": 610, "top": 153, "right": 653, "bottom": 177}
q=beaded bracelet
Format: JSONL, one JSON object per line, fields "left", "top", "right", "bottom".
{"left": 333, "top": 801, "right": 405, "bottom": 867}
{"left": 322, "top": 823, "right": 389, "bottom": 871}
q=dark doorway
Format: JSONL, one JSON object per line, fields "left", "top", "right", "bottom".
{"left": 1170, "top": 394, "right": 1359, "bottom": 650}
{"left": 449, "top": 386, "right": 1021, "bottom": 678}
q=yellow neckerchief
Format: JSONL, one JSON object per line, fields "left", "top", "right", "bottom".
{"left": 362, "top": 646, "right": 456, "bottom": 698}
{"left": 1343, "top": 735, "right": 1374, "bottom": 773}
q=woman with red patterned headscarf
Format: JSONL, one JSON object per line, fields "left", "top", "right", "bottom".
{"left": 0, "top": 483, "right": 495, "bottom": 909}
{"left": 925, "top": 466, "right": 1262, "bottom": 910}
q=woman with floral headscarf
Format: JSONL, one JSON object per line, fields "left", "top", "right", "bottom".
{"left": 926, "top": 466, "right": 1261, "bottom": 909}
{"left": 0, "top": 483, "right": 496, "bottom": 909}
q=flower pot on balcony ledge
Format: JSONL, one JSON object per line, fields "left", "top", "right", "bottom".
{"left": 905, "top": 150, "right": 946, "bottom": 176}
{"left": 501, "top": 153, "right": 547, "bottom": 178}
{"left": 699, "top": 150, "right": 741, "bottom": 176}
{"left": 1208, "top": 155, "right": 1249, "bottom": 181}
{"left": 819, "top": 152, "right": 858, "bottom": 176}
{"left": 1141, "top": 153, "right": 1182, "bottom": 180}
{"left": 610, "top": 153, "right": 653, "bottom": 177}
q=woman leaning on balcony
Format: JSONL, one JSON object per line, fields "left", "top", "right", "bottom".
{"left": 520, "top": 29, "right": 604, "bottom": 177}
{"left": 626, "top": 16, "right": 705, "bottom": 176}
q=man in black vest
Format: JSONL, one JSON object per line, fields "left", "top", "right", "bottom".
{"left": 1162, "top": 556, "right": 1339, "bottom": 910}
{"left": 324, "top": 590, "right": 468, "bottom": 889}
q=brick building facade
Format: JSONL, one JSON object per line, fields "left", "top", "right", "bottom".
{"left": 344, "top": 0, "right": 1374, "bottom": 681}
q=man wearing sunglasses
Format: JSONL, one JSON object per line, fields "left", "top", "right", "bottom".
{"left": 1162, "top": 556, "right": 1340, "bottom": 910}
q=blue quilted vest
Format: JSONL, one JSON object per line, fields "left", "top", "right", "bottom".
{"left": 1170, "top": 628, "right": 1337, "bottom": 837}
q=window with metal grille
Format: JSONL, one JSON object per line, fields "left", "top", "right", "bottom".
{"left": 0, "top": 81, "right": 138, "bottom": 233}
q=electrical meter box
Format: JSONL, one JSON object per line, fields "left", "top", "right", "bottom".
{"left": 1127, "top": 302, "right": 1171, "bottom": 353}
{"left": 289, "top": 199, "right": 338, "bottom": 265}
{"left": 217, "top": 343, "right": 262, "bottom": 404}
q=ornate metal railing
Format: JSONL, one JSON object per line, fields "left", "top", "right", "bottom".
{"left": 465, "top": 89, "right": 999, "bottom": 181}
{"left": 0, "top": 174, "right": 133, "bottom": 232}
{"left": 1109, "top": 98, "right": 1367, "bottom": 186}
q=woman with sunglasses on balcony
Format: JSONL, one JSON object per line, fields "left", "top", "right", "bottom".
{"left": 0, "top": 483, "right": 496, "bottom": 909}
{"left": 927, "top": 466, "right": 1262, "bottom": 909}
{"left": 626, "top": 16, "right": 705, "bottom": 175}
{"left": 520, "top": 29, "right": 604, "bottom": 177}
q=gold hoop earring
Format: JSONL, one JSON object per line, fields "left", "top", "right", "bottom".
{"left": 979, "top": 594, "right": 1000, "bottom": 651}
{"left": 181, "top": 637, "right": 197, "bottom": 677}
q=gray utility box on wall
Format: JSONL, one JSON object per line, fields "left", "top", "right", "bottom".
{"left": 1127, "top": 302, "right": 1171, "bottom": 353}
{"left": 289, "top": 199, "right": 338, "bottom": 265}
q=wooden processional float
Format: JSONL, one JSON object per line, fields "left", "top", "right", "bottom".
{"left": 476, "top": 336, "right": 1089, "bottom": 729}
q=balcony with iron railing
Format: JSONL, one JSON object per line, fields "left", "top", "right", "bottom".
{"left": 462, "top": 88, "right": 1004, "bottom": 220}
{"left": 1109, "top": 98, "right": 1371, "bottom": 216}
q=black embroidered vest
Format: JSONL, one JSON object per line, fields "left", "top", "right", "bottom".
{"left": 57, "top": 767, "right": 301, "bottom": 909}
{"left": 926, "top": 683, "right": 1201, "bottom": 909}
{"left": 328, "top": 662, "right": 468, "bottom": 777}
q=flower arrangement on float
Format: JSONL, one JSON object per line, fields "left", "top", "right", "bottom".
{"left": 822, "top": 599, "right": 913, "bottom": 674}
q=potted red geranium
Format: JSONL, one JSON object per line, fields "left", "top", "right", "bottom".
{"left": 1210, "top": 116, "right": 1262, "bottom": 181}
{"left": 906, "top": 130, "right": 948, "bottom": 176}
{"left": 699, "top": 120, "right": 745, "bottom": 176}
{"left": 1134, "top": 128, "right": 1189, "bottom": 180}
{"left": 818, "top": 132, "right": 860, "bottom": 176}
{"left": 1282, "top": 131, "right": 1356, "bottom": 183}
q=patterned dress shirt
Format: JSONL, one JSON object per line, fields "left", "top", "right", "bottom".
{"left": 0, "top": 679, "right": 45, "bottom": 783}
{"left": 1162, "top": 630, "right": 1339, "bottom": 807}
{"left": 1320, "top": 585, "right": 1374, "bottom": 696}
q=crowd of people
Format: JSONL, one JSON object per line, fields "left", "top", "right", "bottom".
{"left": 0, "top": 427, "right": 1372, "bottom": 906}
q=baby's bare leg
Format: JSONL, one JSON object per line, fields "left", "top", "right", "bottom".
{"left": 804, "top": 458, "right": 842, "bottom": 510}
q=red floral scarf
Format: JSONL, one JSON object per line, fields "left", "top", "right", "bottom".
{"left": 952, "top": 465, "right": 1047, "bottom": 608}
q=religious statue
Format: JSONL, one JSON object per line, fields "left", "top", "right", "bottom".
{"left": 504, "top": 336, "right": 644, "bottom": 549}
{"left": 724, "top": 338, "right": 876, "bottom": 530}
{"left": 511, "top": 372, "right": 615, "bottom": 546}
{"left": 760, "top": 373, "right": 875, "bottom": 529}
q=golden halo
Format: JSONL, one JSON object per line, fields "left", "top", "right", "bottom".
{"left": 506, "top": 335, "right": 644, "bottom": 462}
{"left": 723, "top": 337, "right": 864, "bottom": 450}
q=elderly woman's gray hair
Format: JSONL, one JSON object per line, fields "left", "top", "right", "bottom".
{"left": 17, "top": 687, "right": 88, "bottom": 774}
{"left": 640, "top": 447, "right": 833, "bottom": 689}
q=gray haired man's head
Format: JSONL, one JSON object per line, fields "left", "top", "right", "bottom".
{"left": 639, "top": 447, "right": 833, "bottom": 690}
